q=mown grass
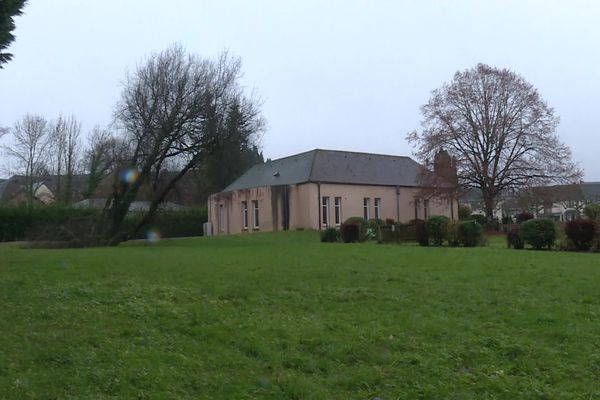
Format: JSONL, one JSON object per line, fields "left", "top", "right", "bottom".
{"left": 1, "top": 231, "right": 599, "bottom": 399}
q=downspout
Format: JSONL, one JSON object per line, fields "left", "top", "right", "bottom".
{"left": 395, "top": 186, "right": 401, "bottom": 222}
{"left": 317, "top": 182, "right": 321, "bottom": 230}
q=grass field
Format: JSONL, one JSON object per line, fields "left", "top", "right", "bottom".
{"left": 1, "top": 231, "right": 600, "bottom": 399}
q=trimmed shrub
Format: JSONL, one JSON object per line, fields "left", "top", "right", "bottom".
{"left": 584, "top": 203, "right": 600, "bottom": 220}
{"left": 458, "top": 220, "right": 484, "bottom": 247}
{"left": 447, "top": 220, "right": 461, "bottom": 247}
{"left": 426, "top": 215, "right": 450, "bottom": 246}
{"left": 343, "top": 217, "right": 367, "bottom": 241}
{"left": 520, "top": 219, "right": 556, "bottom": 250}
{"left": 413, "top": 219, "right": 429, "bottom": 246}
{"left": 320, "top": 227, "right": 339, "bottom": 243}
{"left": 564, "top": 219, "right": 597, "bottom": 251}
{"left": 516, "top": 212, "right": 534, "bottom": 224}
{"left": 469, "top": 214, "right": 488, "bottom": 226}
{"left": 507, "top": 225, "right": 524, "bottom": 249}
{"left": 340, "top": 223, "right": 360, "bottom": 243}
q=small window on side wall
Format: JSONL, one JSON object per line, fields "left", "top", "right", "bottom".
{"left": 363, "top": 197, "right": 370, "bottom": 220}
{"left": 252, "top": 200, "right": 259, "bottom": 229}
{"left": 241, "top": 201, "right": 248, "bottom": 229}
{"left": 334, "top": 197, "right": 342, "bottom": 226}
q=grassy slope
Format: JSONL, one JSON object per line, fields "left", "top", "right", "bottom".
{"left": 0, "top": 232, "right": 599, "bottom": 399}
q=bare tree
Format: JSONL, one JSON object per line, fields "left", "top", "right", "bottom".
{"left": 50, "top": 114, "right": 82, "bottom": 203}
{"left": 83, "top": 126, "right": 130, "bottom": 198}
{"left": 98, "top": 45, "right": 264, "bottom": 244}
{"left": 3, "top": 114, "right": 51, "bottom": 205}
{"left": 407, "top": 64, "right": 581, "bottom": 218}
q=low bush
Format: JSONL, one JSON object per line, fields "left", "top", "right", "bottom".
{"left": 413, "top": 219, "right": 428, "bottom": 246}
{"left": 469, "top": 214, "right": 488, "bottom": 226}
{"left": 320, "top": 227, "right": 339, "bottom": 243}
{"left": 458, "top": 205, "right": 471, "bottom": 220}
{"left": 447, "top": 220, "right": 460, "bottom": 247}
{"left": 564, "top": 219, "right": 597, "bottom": 251}
{"left": 520, "top": 219, "right": 556, "bottom": 250}
{"left": 516, "top": 212, "right": 534, "bottom": 224}
{"left": 507, "top": 225, "right": 524, "bottom": 249}
{"left": 126, "top": 207, "right": 207, "bottom": 239}
{"left": 426, "top": 215, "right": 450, "bottom": 246}
{"left": 484, "top": 218, "right": 500, "bottom": 231}
{"left": 502, "top": 216, "right": 513, "bottom": 225}
{"left": 340, "top": 223, "right": 360, "bottom": 243}
{"left": 458, "top": 220, "right": 484, "bottom": 247}
{"left": 584, "top": 203, "right": 600, "bottom": 220}
{"left": 343, "top": 217, "right": 367, "bottom": 241}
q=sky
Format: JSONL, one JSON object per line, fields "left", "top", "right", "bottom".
{"left": 1, "top": 0, "right": 599, "bottom": 180}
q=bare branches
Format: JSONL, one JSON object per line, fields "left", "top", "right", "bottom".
{"left": 408, "top": 63, "right": 582, "bottom": 217}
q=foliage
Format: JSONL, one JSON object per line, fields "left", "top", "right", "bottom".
{"left": 507, "top": 225, "right": 524, "bottom": 249}
{"left": 343, "top": 217, "right": 367, "bottom": 241}
{"left": 340, "top": 222, "right": 360, "bottom": 243}
{"left": 584, "top": 203, "right": 600, "bottom": 220}
{"left": 447, "top": 220, "right": 461, "bottom": 247}
{"left": 125, "top": 207, "right": 208, "bottom": 240}
{"left": 413, "top": 219, "right": 428, "bottom": 246}
{"left": 516, "top": 212, "right": 534, "bottom": 224}
{"left": 3, "top": 231, "right": 600, "bottom": 398}
{"left": 458, "top": 220, "right": 484, "bottom": 247}
{"left": 367, "top": 218, "right": 385, "bottom": 231}
{"left": 469, "top": 214, "right": 488, "bottom": 226}
{"left": 520, "top": 219, "right": 556, "bottom": 250}
{"left": 320, "top": 227, "right": 338, "bottom": 243}
{"left": 426, "top": 215, "right": 449, "bottom": 246}
{"left": 502, "top": 216, "right": 513, "bottom": 225}
{"left": 0, "top": 0, "right": 27, "bottom": 67}
{"left": 407, "top": 63, "right": 581, "bottom": 218}
{"left": 564, "top": 219, "right": 597, "bottom": 251}
{"left": 458, "top": 204, "right": 472, "bottom": 220}
{"left": 384, "top": 218, "right": 395, "bottom": 226}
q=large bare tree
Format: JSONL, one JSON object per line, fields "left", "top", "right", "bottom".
{"left": 98, "top": 45, "right": 264, "bottom": 244}
{"left": 3, "top": 114, "right": 51, "bottom": 205}
{"left": 407, "top": 63, "right": 581, "bottom": 218}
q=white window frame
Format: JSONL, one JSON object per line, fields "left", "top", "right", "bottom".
{"left": 374, "top": 198, "right": 381, "bottom": 220}
{"left": 414, "top": 198, "right": 420, "bottom": 220}
{"left": 321, "top": 196, "right": 330, "bottom": 227}
{"left": 363, "top": 197, "right": 370, "bottom": 220}
{"left": 334, "top": 197, "right": 342, "bottom": 226}
{"left": 252, "top": 200, "right": 259, "bottom": 229}
{"left": 241, "top": 201, "right": 248, "bottom": 230}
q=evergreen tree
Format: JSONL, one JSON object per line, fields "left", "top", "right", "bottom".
{"left": 0, "top": 0, "right": 27, "bottom": 68}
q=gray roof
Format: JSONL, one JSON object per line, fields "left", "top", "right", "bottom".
{"left": 222, "top": 149, "right": 424, "bottom": 192}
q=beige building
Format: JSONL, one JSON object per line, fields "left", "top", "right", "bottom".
{"left": 208, "top": 149, "right": 457, "bottom": 235}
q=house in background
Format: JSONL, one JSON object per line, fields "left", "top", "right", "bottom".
{"left": 207, "top": 149, "right": 458, "bottom": 235}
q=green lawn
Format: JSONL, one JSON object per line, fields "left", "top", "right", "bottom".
{"left": 1, "top": 231, "right": 599, "bottom": 399}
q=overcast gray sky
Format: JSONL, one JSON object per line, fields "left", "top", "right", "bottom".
{"left": 1, "top": 0, "right": 599, "bottom": 180}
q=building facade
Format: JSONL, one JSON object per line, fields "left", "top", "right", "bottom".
{"left": 208, "top": 149, "right": 457, "bottom": 235}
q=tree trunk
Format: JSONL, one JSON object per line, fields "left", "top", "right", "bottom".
{"left": 483, "top": 194, "right": 495, "bottom": 220}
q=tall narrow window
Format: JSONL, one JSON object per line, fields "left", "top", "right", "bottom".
{"left": 241, "top": 201, "right": 248, "bottom": 229}
{"left": 424, "top": 199, "right": 430, "bottom": 220}
{"left": 363, "top": 197, "right": 370, "bottom": 220}
{"left": 334, "top": 197, "right": 342, "bottom": 226}
{"left": 414, "top": 199, "right": 420, "bottom": 220}
{"left": 219, "top": 204, "right": 225, "bottom": 232}
{"left": 321, "top": 196, "right": 330, "bottom": 227}
{"left": 374, "top": 198, "right": 381, "bottom": 219}
{"left": 252, "top": 200, "right": 259, "bottom": 229}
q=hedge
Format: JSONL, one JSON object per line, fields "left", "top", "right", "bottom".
{"left": 520, "top": 219, "right": 556, "bottom": 250}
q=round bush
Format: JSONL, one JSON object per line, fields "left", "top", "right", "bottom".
{"left": 469, "top": 214, "right": 488, "bottom": 226}
{"left": 520, "top": 219, "right": 556, "bottom": 250}
{"left": 343, "top": 217, "right": 368, "bottom": 241}
{"left": 447, "top": 220, "right": 461, "bottom": 247}
{"left": 412, "top": 219, "right": 429, "bottom": 246}
{"left": 584, "top": 203, "right": 600, "bottom": 220}
{"left": 458, "top": 220, "right": 484, "bottom": 247}
{"left": 320, "top": 227, "right": 338, "bottom": 243}
{"left": 340, "top": 223, "right": 360, "bottom": 243}
{"left": 426, "top": 215, "right": 450, "bottom": 246}
{"left": 564, "top": 219, "right": 597, "bottom": 251}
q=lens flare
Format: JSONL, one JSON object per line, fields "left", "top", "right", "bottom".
{"left": 146, "top": 229, "right": 161, "bottom": 243}
{"left": 121, "top": 167, "right": 140, "bottom": 185}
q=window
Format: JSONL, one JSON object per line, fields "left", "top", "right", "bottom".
{"left": 363, "top": 197, "right": 370, "bottom": 220}
{"left": 374, "top": 198, "right": 381, "bottom": 219}
{"left": 424, "top": 199, "right": 429, "bottom": 220}
{"left": 241, "top": 201, "right": 248, "bottom": 229}
{"left": 334, "top": 197, "right": 342, "bottom": 226}
{"left": 219, "top": 204, "right": 225, "bottom": 232}
{"left": 252, "top": 200, "right": 259, "bottom": 229}
{"left": 414, "top": 199, "right": 420, "bottom": 220}
{"left": 321, "top": 196, "right": 330, "bottom": 227}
